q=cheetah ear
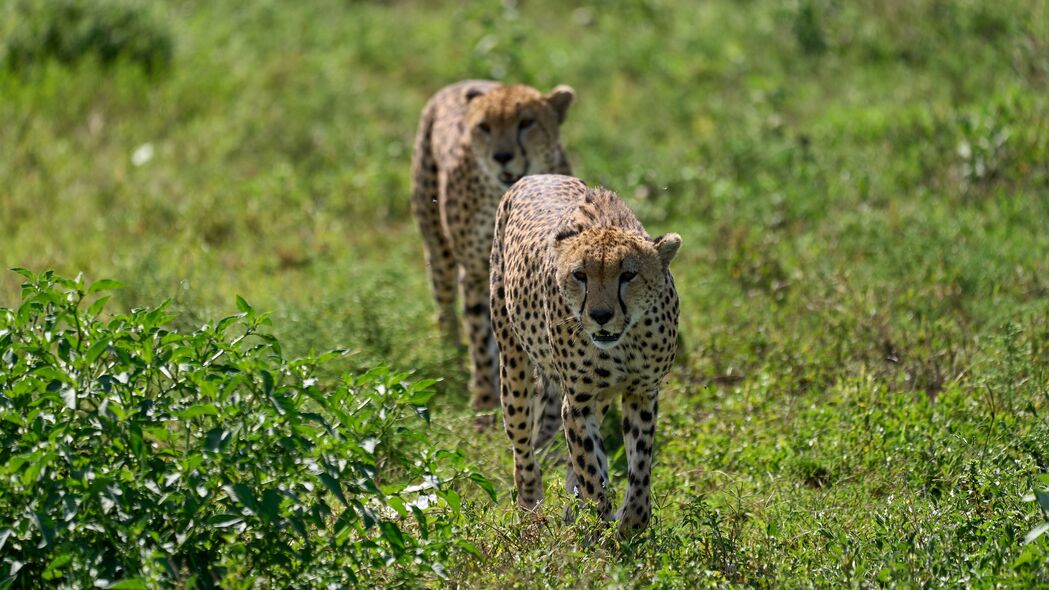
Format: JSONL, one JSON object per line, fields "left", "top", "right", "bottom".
{"left": 545, "top": 85, "right": 575, "bottom": 124}
{"left": 465, "top": 87, "right": 487, "bottom": 103}
{"left": 552, "top": 223, "right": 580, "bottom": 255}
{"left": 653, "top": 233, "right": 681, "bottom": 268}
{"left": 554, "top": 225, "right": 580, "bottom": 242}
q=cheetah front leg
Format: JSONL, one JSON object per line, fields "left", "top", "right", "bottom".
{"left": 561, "top": 391, "right": 613, "bottom": 520}
{"left": 491, "top": 255, "right": 543, "bottom": 510}
{"left": 417, "top": 227, "right": 459, "bottom": 344}
{"left": 410, "top": 118, "right": 459, "bottom": 345}
{"left": 563, "top": 396, "right": 610, "bottom": 523}
{"left": 460, "top": 269, "right": 499, "bottom": 413}
{"left": 532, "top": 370, "right": 563, "bottom": 449}
{"left": 618, "top": 390, "right": 658, "bottom": 535}
{"left": 498, "top": 341, "right": 543, "bottom": 511}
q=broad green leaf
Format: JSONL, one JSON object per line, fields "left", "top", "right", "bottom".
{"left": 87, "top": 279, "right": 124, "bottom": 294}
{"left": 438, "top": 489, "right": 461, "bottom": 513}
{"left": 408, "top": 388, "right": 437, "bottom": 406}
{"left": 179, "top": 404, "right": 219, "bottom": 419}
{"left": 456, "top": 539, "right": 482, "bottom": 557}
{"left": 44, "top": 552, "right": 72, "bottom": 573}
{"left": 143, "top": 426, "right": 173, "bottom": 442}
{"left": 0, "top": 412, "right": 25, "bottom": 428}
{"left": 316, "top": 349, "right": 349, "bottom": 364}
{"left": 235, "top": 295, "right": 253, "bottom": 314}
{"left": 225, "top": 483, "right": 259, "bottom": 514}
{"left": 207, "top": 514, "right": 244, "bottom": 529}
{"left": 1024, "top": 522, "right": 1049, "bottom": 545}
{"left": 379, "top": 521, "right": 405, "bottom": 552}
{"left": 31, "top": 510, "right": 55, "bottom": 547}
{"left": 33, "top": 365, "right": 70, "bottom": 383}
{"left": 469, "top": 472, "right": 497, "bottom": 502}
{"left": 259, "top": 489, "right": 281, "bottom": 521}
{"left": 87, "top": 295, "right": 111, "bottom": 316}
{"left": 23, "top": 452, "right": 55, "bottom": 485}
{"left": 84, "top": 339, "right": 109, "bottom": 364}
{"left": 318, "top": 473, "right": 349, "bottom": 507}
{"left": 215, "top": 314, "right": 246, "bottom": 334}
{"left": 386, "top": 496, "right": 408, "bottom": 518}
{"left": 411, "top": 378, "right": 440, "bottom": 390}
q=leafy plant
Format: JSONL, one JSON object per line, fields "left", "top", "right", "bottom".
{"left": 0, "top": 270, "right": 492, "bottom": 588}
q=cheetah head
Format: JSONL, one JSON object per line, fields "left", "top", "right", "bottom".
{"left": 554, "top": 228, "right": 681, "bottom": 350}
{"left": 464, "top": 84, "right": 574, "bottom": 188}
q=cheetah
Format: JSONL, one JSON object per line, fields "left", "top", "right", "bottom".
{"left": 490, "top": 174, "right": 681, "bottom": 536}
{"left": 410, "top": 80, "right": 575, "bottom": 413}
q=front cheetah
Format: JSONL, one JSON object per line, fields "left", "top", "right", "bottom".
{"left": 490, "top": 175, "right": 681, "bottom": 536}
{"left": 410, "top": 80, "right": 575, "bottom": 413}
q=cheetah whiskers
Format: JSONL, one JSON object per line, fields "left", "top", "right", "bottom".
{"left": 555, "top": 315, "right": 583, "bottom": 334}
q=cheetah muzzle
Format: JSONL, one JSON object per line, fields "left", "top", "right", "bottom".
{"left": 499, "top": 170, "right": 526, "bottom": 187}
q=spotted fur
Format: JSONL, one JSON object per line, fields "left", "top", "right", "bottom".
{"left": 410, "top": 80, "right": 574, "bottom": 412}
{"left": 490, "top": 174, "right": 681, "bottom": 536}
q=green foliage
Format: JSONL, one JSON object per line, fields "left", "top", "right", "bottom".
{"left": 1, "top": 0, "right": 173, "bottom": 74}
{"left": 0, "top": 270, "right": 492, "bottom": 588}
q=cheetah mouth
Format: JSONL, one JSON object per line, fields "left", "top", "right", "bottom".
{"left": 592, "top": 331, "right": 621, "bottom": 344}
{"left": 499, "top": 172, "right": 522, "bottom": 186}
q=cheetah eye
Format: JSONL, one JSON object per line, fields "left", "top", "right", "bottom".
{"left": 518, "top": 118, "right": 535, "bottom": 130}
{"left": 478, "top": 122, "right": 491, "bottom": 134}
{"left": 620, "top": 271, "right": 637, "bottom": 283}
{"left": 572, "top": 271, "right": 587, "bottom": 282}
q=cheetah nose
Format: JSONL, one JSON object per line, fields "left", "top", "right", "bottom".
{"left": 589, "top": 308, "right": 614, "bottom": 325}
{"left": 493, "top": 151, "right": 513, "bottom": 164}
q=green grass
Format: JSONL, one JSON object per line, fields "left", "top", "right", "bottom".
{"left": 2, "top": 0, "right": 1049, "bottom": 586}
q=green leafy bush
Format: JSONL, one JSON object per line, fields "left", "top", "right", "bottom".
{"left": 0, "top": 270, "right": 491, "bottom": 588}
{"left": 1, "top": 0, "right": 173, "bottom": 74}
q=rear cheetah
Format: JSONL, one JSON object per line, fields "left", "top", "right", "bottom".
{"left": 490, "top": 175, "right": 681, "bottom": 535}
{"left": 410, "top": 80, "right": 575, "bottom": 413}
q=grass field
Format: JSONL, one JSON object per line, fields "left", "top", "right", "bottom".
{"left": 3, "top": 0, "right": 1049, "bottom": 586}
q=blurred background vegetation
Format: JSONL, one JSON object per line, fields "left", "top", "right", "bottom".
{"left": 2, "top": 0, "right": 1049, "bottom": 586}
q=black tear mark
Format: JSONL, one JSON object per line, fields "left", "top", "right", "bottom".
{"left": 579, "top": 283, "right": 588, "bottom": 318}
